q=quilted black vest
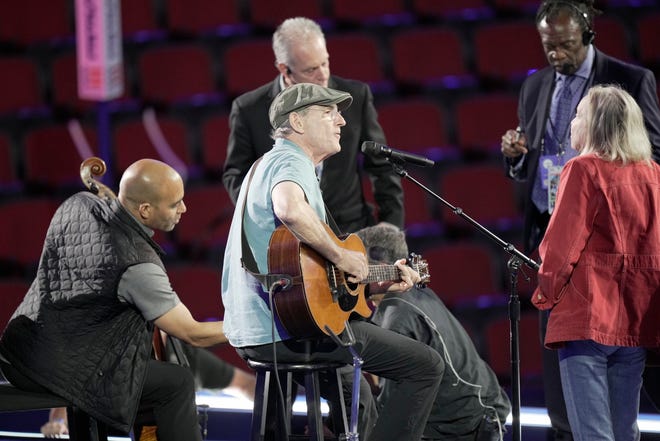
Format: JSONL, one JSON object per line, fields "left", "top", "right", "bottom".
{"left": 0, "top": 191, "right": 165, "bottom": 433}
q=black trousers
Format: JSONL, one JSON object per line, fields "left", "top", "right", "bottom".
{"left": 238, "top": 320, "right": 443, "bottom": 441}
{"left": 134, "top": 359, "right": 201, "bottom": 441}
{"left": 1, "top": 359, "right": 200, "bottom": 441}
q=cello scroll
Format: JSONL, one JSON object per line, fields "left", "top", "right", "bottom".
{"left": 80, "top": 157, "right": 116, "bottom": 201}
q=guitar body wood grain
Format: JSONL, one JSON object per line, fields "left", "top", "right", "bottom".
{"left": 268, "top": 224, "right": 372, "bottom": 338}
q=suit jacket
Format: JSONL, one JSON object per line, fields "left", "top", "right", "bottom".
{"left": 222, "top": 75, "right": 404, "bottom": 233}
{"left": 506, "top": 48, "right": 660, "bottom": 253}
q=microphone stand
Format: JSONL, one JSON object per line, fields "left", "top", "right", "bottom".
{"left": 390, "top": 160, "right": 539, "bottom": 441}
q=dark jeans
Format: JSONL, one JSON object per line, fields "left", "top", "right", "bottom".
{"left": 238, "top": 320, "right": 443, "bottom": 441}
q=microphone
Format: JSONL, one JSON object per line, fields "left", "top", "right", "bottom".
{"left": 361, "top": 141, "right": 434, "bottom": 167}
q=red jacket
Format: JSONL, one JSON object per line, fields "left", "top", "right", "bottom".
{"left": 533, "top": 154, "right": 660, "bottom": 349}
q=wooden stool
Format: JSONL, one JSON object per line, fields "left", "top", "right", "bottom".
{"left": 0, "top": 381, "right": 108, "bottom": 441}
{"left": 247, "top": 360, "right": 349, "bottom": 441}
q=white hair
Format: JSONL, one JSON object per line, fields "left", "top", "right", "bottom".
{"left": 272, "top": 17, "right": 325, "bottom": 66}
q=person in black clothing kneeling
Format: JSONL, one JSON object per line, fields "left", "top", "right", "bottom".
{"left": 357, "top": 224, "right": 511, "bottom": 441}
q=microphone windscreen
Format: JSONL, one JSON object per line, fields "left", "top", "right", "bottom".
{"left": 361, "top": 141, "right": 379, "bottom": 154}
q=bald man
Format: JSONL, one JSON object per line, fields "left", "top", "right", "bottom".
{"left": 0, "top": 159, "right": 225, "bottom": 441}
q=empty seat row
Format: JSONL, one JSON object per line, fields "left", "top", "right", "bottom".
{"left": 2, "top": 12, "right": 658, "bottom": 118}
{"left": 0, "top": 158, "right": 522, "bottom": 271}
{"left": 2, "top": 0, "right": 654, "bottom": 49}
{"left": 0, "top": 111, "right": 230, "bottom": 191}
{"left": 0, "top": 92, "right": 523, "bottom": 194}
{"left": 0, "top": 183, "right": 232, "bottom": 270}
{"left": 365, "top": 160, "right": 522, "bottom": 235}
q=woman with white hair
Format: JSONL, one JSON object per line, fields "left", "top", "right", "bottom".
{"left": 533, "top": 84, "right": 660, "bottom": 441}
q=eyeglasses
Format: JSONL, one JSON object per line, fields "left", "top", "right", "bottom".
{"left": 306, "top": 106, "right": 343, "bottom": 121}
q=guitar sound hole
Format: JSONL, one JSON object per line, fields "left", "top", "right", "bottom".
{"left": 326, "top": 264, "right": 359, "bottom": 312}
{"left": 337, "top": 290, "right": 358, "bottom": 312}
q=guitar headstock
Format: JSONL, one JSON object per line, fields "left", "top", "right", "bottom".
{"left": 409, "top": 253, "right": 430, "bottom": 287}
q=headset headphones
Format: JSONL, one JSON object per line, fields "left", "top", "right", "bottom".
{"left": 548, "top": 1, "right": 596, "bottom": 46}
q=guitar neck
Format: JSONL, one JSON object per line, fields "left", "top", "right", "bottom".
{"left": 364, "top": 264, "right": 402, "bottom": 283}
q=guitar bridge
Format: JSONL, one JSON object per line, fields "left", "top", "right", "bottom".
{"left": 326, "top": 262, "right": 358, "bottom": 312}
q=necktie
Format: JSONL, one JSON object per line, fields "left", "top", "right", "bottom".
{"left": 532, "top": 75, "right": 576, "bottom": 213}
{"left": 551, "top": 75, "right": 575, "bottom": 152}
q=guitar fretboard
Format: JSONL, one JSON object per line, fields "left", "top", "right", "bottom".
{"left": 364, "top": 264, "right": 402, "bottom": 283}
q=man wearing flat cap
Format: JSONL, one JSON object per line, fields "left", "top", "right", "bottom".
{"left": 221, "top": 83, "right": 443, "bottom": 441}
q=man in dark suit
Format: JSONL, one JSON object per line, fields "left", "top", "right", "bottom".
{"left": 222, "top": 17, "right": 403, "bottom": 234}
{"left": 500, "top": 1, "right": 660, "bottom": 439}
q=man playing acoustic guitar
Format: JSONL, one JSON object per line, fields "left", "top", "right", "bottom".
{"left": 221, "top": 83, "right": 443, "bottom": 441}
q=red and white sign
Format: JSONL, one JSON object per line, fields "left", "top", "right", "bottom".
{"left": 75, "top": 0, "right": 124, "bottom": 101}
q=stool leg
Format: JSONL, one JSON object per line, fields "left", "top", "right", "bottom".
{"left": 329, "top": 368, "right": 349, "bottom": 437}
{"left": 304, "top": 371, "right": 324, "bottom": 441}
{"left": 283, "top": 371, "right": 293, "bottom": 437}
{"left": 251, "top": 370, "right": 269, "bottom": 441}
{"left": 252, "top": 370, "right": 293, "bottom": 441}
{"left": 274, "top": 371, "right": 293, "bottom": 440}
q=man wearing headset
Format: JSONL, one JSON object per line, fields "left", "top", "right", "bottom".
{"left": 357, "top": 224, "right": 511, "bottom": 441}
{"left": 500, "top": 1, "right": 660, "bottom": 439}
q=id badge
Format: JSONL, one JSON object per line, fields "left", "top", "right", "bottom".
{"left": 547, "top": 165, "right": 563, "bottom": 214}
{"left": 538, "top": 154, "right": 559, "bottom": 189}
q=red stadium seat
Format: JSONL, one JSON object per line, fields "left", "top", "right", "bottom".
{"left": 248, "top": 0, "right": 325, "bottom": 30}
{"left": 326, "top": 33, "right": 389, "bottom": 91}
{"left": 23, "top": 123, "right": 99, "bottom": 190}
{"left": 200, "top": 113, "right": 230, "bottom": 178}
{"left": 0, "top": 0, "right": 73, "bottom": 47}
{"left": 0, "top": 57, "right": 47, "bottom": 117}
{"left": 137, "top": 43, "right": 220, "bottom": 107}
{"left": 437, "top": 163, "right": 522, "bottom": 233}
{"left": 484, "top": 311, "right": 543, "bottom": 383}
{"left": 222, "top": 38, "right": 275, "bottom": 98}
{"left": 421, "top": 241, "right": 505, "bottom": 309}
{"left": 121, "top": 0, "right": 167, "bottom": 41}
{"left": 401, "top": 177, "right": 440, "bottom": 234}
{"left": 0, "top": 198, "right": 60, "bottom": 268}
{"left": 175, "top": 184, "right": 235, "bottom": 255}
{"left": 168, "top": 264, "right": 224, "bottom": 322}
{"left": 0, "top": 132, "right": 20, "bottom": 190}
{"left": 112, "top": 112, "right": 194, "bottom": 179}
{"left": 592, "top": 17, "right": 631, "bottom": 62}
{"left": 0, "top": 279, "right": 30, "bottom": 329}
{"left": 473, "top": 21, "right": 546, "bottom": 85}
{"left": 411, "top": 0, "right": 493, "bottom": 20}
{"left": 50, "top": 51, "right": 96, "bottom": 114}
{"left": 390, "top": 27, "right": 475, "bottom": 90}
{"left": 376, "top": 98, "right": 455, "bottom": 159}
{"left": 454, "top": 93, "right": 519, "bottom": 157}
{"left": 638, "top": 12, "right": 660, "bottom": 67}
{"left": 165, "top": 0, "right": 246, "bottom": 36}
{"left": 50, "top": 51, "right": 135, "bottom": 114}
{"left": 330, "top": 0, "right": 410, "bottom": 26}
{"left": 491, "top": 0, "right": 539, "bottom": 15}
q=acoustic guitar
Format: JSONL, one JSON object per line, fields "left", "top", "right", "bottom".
{"left": 268, "top": 224, "right": 430, "bottom": 338}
